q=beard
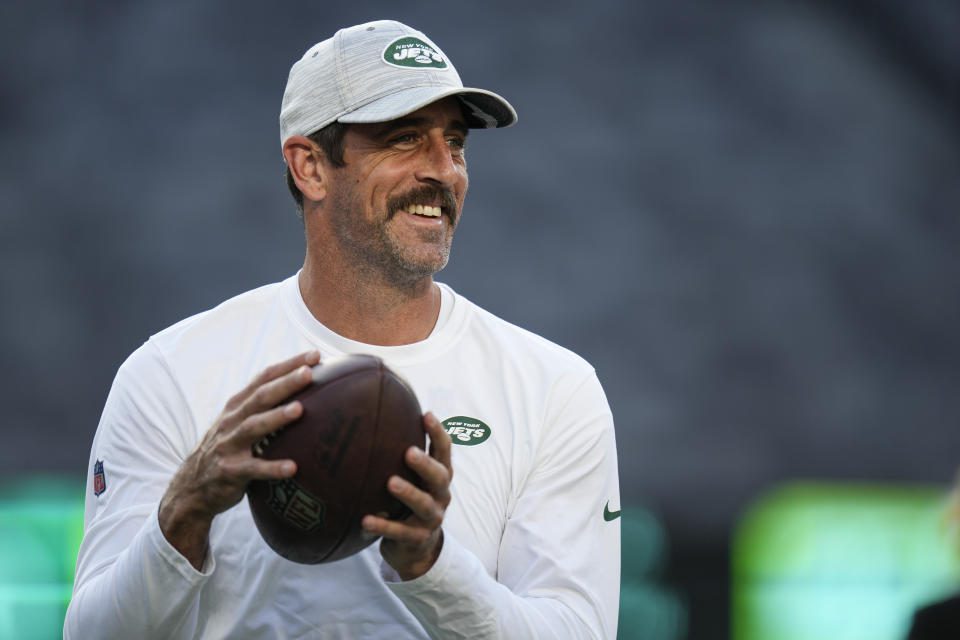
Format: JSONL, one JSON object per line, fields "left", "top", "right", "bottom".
{"left": 326, "top": 183, "right": 460, "bottom": 290}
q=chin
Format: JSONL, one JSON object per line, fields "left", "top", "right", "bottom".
{"left": 390, "top": 247, "right": 452, "bottom": 281}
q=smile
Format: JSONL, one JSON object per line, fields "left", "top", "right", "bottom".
{"left": 402, "top": 204, "right": 442, "bottom": 218}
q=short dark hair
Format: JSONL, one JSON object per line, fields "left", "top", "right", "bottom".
{"left": 285, "top": 121, "right": 349, "bottom": 215}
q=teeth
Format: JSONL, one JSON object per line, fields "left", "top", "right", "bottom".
{"left": 405, "top": 204, "right": 441, "bottom": 217}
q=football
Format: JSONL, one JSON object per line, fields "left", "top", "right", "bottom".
{"left": 246, "top": 354, "right": 424, "bottom": 564}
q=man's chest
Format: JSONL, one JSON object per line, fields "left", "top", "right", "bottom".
{"left": 403, "top": 369, "right": 545, "bottom": 579}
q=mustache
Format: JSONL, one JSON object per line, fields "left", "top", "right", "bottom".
{"left": 387, "top": 186, "right": 459, "bottom": 223}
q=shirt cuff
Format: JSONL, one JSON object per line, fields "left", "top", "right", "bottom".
{"left": 380, "top": 531, "right": 454, "bottom": 590}
{"left": 147, "top": 505, "right": 216, "bottom": 582}
{"left": 382, "top": 534, "right": 501, "bottom": 638}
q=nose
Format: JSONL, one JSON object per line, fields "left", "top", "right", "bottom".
{"left": 414, "top": 133, "right": 463, "bottom": 188}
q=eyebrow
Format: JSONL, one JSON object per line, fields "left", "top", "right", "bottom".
{"left": 371, "top": 116, "right": 469, "bottom": 139}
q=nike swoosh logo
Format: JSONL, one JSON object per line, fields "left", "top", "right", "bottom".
{"left": 603, "top": 501, "right": 621, "bottom": 522}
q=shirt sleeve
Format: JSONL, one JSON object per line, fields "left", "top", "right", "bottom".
{"left": 387, "top": 371, "right": 621, "bottom": 639}
{"left": 64, "top": 341, "right": 213, "bottom": 639}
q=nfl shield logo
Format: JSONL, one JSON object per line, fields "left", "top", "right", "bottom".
{"left": 93, "top": 460, "right": 106, "bottom": 496}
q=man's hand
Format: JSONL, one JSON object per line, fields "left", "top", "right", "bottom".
{"left": 362, "top": 412, "right": 453, "bottom": 581}
{"left": 158, "top": 350, "right": 321, "bottom": 570}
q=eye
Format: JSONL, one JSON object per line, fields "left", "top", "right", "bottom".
{"left": 389, "top": 133, "right": 419, "bottom": 147}
{"left": 446, "top": 136, "right": 467, "bottom": 155}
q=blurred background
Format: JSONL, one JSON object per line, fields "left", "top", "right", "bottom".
{"left": 1, "top": 0, "right": 958, "bottom": 638}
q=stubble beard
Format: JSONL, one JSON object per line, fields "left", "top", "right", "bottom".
{"left": 328, "top": 185, "right": 457, "bottom": 292}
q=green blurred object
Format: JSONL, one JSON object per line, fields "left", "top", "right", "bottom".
{"left": 0, "top": 475, "right": 84, "bottom": 640}
{"left": 732, "top": 482, "right": 960, "bottom": 640}
{"left": 619, "top": 505, "right": 688, "bottom": 640}
{"left": 1, "top": 485, "right": 687, "bottom": 638}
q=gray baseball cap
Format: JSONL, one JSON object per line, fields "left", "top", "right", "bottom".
{"left": 279, "top": 20, "right": 518, "bottom": 147}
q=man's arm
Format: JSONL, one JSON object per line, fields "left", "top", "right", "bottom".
{"left": 65, "top": 345, "right": 318, "bottom": 638}
{"left": 158, "top": 350, "right": 319, "bottom": 568}
{"left": 374, "top": 371, "right": 621, "bottom": 639}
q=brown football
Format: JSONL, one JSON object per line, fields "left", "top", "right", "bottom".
{"left": 246, "top": 354, "right": 424, "bottom": 564}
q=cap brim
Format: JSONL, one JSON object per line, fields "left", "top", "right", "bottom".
{"left": 337, "top": 86, "right": 517, "bottom": 129}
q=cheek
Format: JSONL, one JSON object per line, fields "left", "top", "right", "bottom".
{"left": 356, "top": 176, "right": 392, "bottom": 212}
{"left": 364, "top": 164, "right": 408, "bottom": 199}
{"left": 350, "top": 157, "right": 392, "bottom": 191}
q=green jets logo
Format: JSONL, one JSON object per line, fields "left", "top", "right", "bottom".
{"left": 383, "top": 37, "right": 448, "bottom": 69}
{"left": 442, "top": 416, "right": 491, "bottom": 446}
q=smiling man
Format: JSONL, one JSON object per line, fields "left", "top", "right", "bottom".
{"left": 66, "top": 20, "right": 621, "bottom": 639}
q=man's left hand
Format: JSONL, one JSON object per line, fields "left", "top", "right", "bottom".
{"left": 362, "top": 412, "right": 452, "bottom": 580}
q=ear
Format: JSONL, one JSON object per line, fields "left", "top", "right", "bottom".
{"left": 282, "top": 136, "right": 329, "bottom": 203}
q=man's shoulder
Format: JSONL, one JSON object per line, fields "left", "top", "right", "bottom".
{"left": 150, "top": 279, "right": 288, "bottom": 349}
{"left": 121, "top": 278, "right": 294, "bottom": 385}
{"left": 451, "top": 287, "right": 595, "bottom": 376}
{"left": 114, "top": 277, "right": 294, "bottom": 408}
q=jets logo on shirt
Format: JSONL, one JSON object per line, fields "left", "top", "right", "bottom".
{"left": 93, "top": 460, "right": 107, "bottom": 496}
{"left": 442, "top": 416, "right": 491, "bottom": 446}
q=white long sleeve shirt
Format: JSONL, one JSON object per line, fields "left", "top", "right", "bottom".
{"left": 66, "top": 274, "right": 621, "bottom": 639}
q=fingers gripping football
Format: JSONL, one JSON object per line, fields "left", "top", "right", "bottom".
{"left": 158, "top": 349, "right": 320, "bottom": 569}
{"left": 193, "top": 355, "right": 318, "bottom": 503}
{"left": 364, "top": 412, "right": 453, "bottom": 579}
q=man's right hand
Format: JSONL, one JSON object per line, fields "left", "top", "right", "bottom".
{"left": 158, "top": 349, "right": 321, "bottom": 570}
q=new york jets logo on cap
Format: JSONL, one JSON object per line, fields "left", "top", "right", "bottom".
{"left": 382, "top": 37, "right": 448, "bottom": 69}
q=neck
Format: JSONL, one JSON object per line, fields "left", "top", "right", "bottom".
{"left": 298, "top": 250, "right": 441, "bottom": 347}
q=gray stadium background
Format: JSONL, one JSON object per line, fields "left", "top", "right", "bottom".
{"left": 2, "top": 1, "right": 958, "bottom": 637}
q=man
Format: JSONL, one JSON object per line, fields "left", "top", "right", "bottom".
{"left": 66, "top": 20, "right": 620, "bottom": 639}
